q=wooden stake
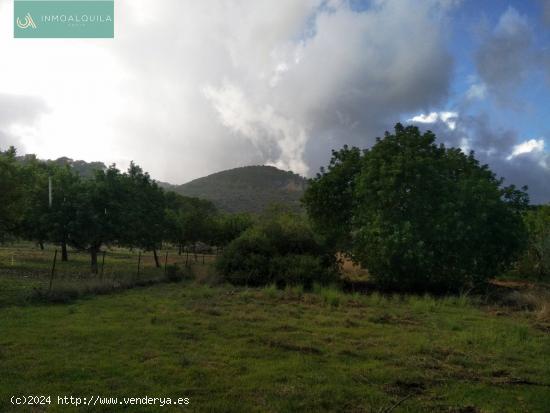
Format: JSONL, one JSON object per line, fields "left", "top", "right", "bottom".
{"left": 137, "top": 251, "right": 141, "bottom": 278}
{"left": 48, "top": 249, "right": 58, "bottom": 294}
{"left": 100, "top": 251, "right": 106, "bottom": 279}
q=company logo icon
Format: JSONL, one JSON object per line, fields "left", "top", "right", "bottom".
{"left": 16, "top": 13, "right": 37, "bottom": 29}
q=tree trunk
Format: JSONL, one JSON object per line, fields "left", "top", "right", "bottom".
{"left": 61, "top": 241, "right": 68, "bottom": 262}
{"left": 153, "top": 249, "right": 161, "bottom": 268}
{"left": 39, "top": 241, "right": 44, "bottom": 250}
{"left": 178, "top": 243, "right": 182, "bottom": 255}
{"left": 90, "top": 247, "right": 99, "bottom": 274}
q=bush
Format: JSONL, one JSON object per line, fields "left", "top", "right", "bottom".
{"left": 216, "top": 229, "right": 274, "bottom": 286}
{"left": 270, "top": 254, "right": 334, "bottom": 289}
{"left": 305, "top": 124, "right": 529, "bottom": 293}
{"left": 216, "top": 214, "right": 337, "bottom": 288}
{"left": 513, "top": 205, "right": 550, "bottom": 280}
{"left": 165, "top": 263, "right": 191, "bottom": 283}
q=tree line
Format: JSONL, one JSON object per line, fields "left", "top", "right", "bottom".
{"left": 0, "top": 147, "right": 252, "bottom": 273}
{"left": 2, "top": 123, "right": 548, "bottom": 292}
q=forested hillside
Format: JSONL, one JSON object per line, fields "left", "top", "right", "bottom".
{"left": 16, "top": 154, "right": 106, "bottom": 178}
{"left": 170, "top": 165, "right": 308, "bottom": 213}
{"left": 14, "top": 155, "right": 306, "bottom": 213}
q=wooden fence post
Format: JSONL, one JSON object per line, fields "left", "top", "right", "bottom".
{"left": 48, "top": 249, "right": 58, "bottom": 294}
{"left": 137, "top": 251, "right": 141, "bottom": 278}
{"left": 100, "top": 251, "right": 106, "bottom": 279}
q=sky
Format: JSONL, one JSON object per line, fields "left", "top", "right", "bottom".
{"left": 0, "top": 0, "right": 549, "bottom": 203}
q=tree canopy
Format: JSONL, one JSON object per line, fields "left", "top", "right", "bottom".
{"left": 304, "top": 124, "right": 529, "bottom": 292}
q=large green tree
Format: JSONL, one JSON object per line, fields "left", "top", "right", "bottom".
{"left": 210, "top": 213, "right": 254, "bottom": 252}
{"left": 17, "top": 155, "right": 51, "bottom": 250}
{"left": 68, "top": 166, "right": 127, "bottom": 273}
{"left": 0, "top": 147, "right": 26, "bottom": 240}
{"left": 164, "top": 192, "right": 217, "bottom": 256}
{"left": 17, "top": 158, "right": 81, "bottom": 260}
{"left": 302, "top": 145, "right": 363, "bottom": 251}
{"left": 304, "top": 124, "right": 529, "bottom": 292}
{"left": 122, "top": 162, "right": 166, "bottom": 267}
{"left": 47, "top": 165, "right": 81, "bottom": 261}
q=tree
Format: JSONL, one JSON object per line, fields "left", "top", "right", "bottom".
{"left": 164, "top": 192, "right": 217, "bottom": 257}
{"left": 122, "top": 162, "right": 165, "bottom": 267}
{"left": 516, "top": 204, "right": 550, "bottom": 280}
{"left": 47, "top": 165, "right": 81, "bottom": 261}
{"left": 302, "top": 145, "right": 362, "bottom": 251}
{"left": 0, "top": 147, "right": 26, "bottom": 240}
{"left": 304, "top": 124, "right": 529, "bottom": 292}
{"left": 17, "top": 156, "right": 51, "bottom": 249}
{"left": 16, "top": 158, "right": 81, "bottom": 260}
{"left": 211, "top": 213, "right": 254, "bottom": 252}
{"left": 68, "top": 166, "right": 126, "bottom": 273}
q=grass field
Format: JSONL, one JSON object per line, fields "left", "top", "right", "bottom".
{"left": 1, "top": 244, "right": 550, "bottom": 412}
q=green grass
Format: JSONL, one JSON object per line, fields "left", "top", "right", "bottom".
{"left": 1, "top": 245, "right": 550, "bottom": 412}
{"left": 0, "top": 243, "right": 212, "bottom": 306}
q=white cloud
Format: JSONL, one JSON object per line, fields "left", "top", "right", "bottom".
{"left": 203, "top": 81, "right": 309, "bottom": 174}
{"left": 466, "top": 83, "right": 487, "bottom": 100}
{"left": 507, "top": 139, "right": 546, "bottom": 161}
{"left": 1, "top": 0, "right": 453, "bottom": 183}
{"left": 409, "top": 109, "right": 549, "bottom": 202}
{"left": 409, "top": 111, "right": 458, "bottom": 130}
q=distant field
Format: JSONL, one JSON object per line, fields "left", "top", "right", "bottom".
{"left": 1, "top": 245, "right": 550, "bottom": 412}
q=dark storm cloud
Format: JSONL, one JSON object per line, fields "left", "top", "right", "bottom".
{"left": 489, "top": 151, "right": 550, "bottom": 204}
{"left": 475, "top": 7, "right": 534, "bottom": 105}
{"left": 542, "top": 0, "right": 550, "bottom": 26}
{"left": 0, "top": 93, "right": 48, "bottom": 150}
{"left": 0, "top": 93, "right": 48, "bottom": 125}
{"left": 475, "top": 6, "right": 550, "bottom": 103}
{"left": 111, "top": 0, "right": 455, "bottom": 180}
{"left": 409, "top": 114, "right": 550, "bottom": 204}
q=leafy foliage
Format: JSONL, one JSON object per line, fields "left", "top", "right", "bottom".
{"left": 0, "top": 147, "right": 26, "bottom": 240}
{"left": 164, "top": 192, "right": 218, "bottom": 254}
{"left": 210, "top": 213, "right": 254, "bottom": 249}
{"left": 121, "top": 163, "right": 166, "bottom": 266}
{"left": 304, "top": 124, "right": 529, "bottom": 292}
{"left": 515, "top": 204, "right": 550, "bottom": 280}
{"left": 302, "top": 145, "right": 363, "bottom": 251}
{"left": 217, "top": 213, "right": 337, "bottom": 288}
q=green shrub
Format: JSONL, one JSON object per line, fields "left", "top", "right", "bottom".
{"left": 216, "top": 214, "right": 337, "bottom": 287}
{"left": 271, "top": 254, "right": 334, "bottom": 289}
{"left": 216, "top": 229, "right": 274, "bottom": 286}
{"left": 165, "top": 263, "right": 191, "bottom": 283}
{"left": 513, "top": 205, "right": 550, "bottom": 280}
{"left": 263, "top": 283, "right": 279, "bottom": 299}
{"left": 315, "top": 285, "right": 342, "bottom": 307}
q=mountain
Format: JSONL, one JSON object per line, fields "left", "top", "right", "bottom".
{"left": 14, "top": 152, "right": 308, "bottom": 213}
{"left": 170, "top": 165, "right": 308, "bottom": 213}
{"left": 16, "top": 154, "right": 107, "bottom": 178}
